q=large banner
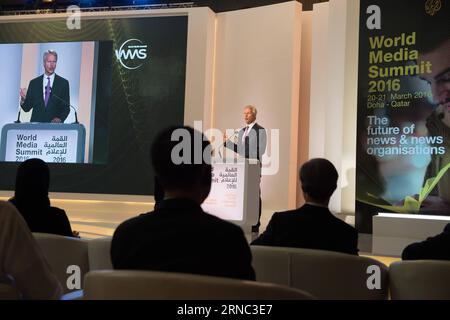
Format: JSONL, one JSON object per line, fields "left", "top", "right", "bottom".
{"left": 356, "top": 0, "right": 449, "bottom": 232}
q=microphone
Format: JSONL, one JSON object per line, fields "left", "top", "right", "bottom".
{"left": 220, "top": 129, "right": 240, "bottom": 159}
{"left": 15, "top": 109, "right": 21, "bottom": 123}
{"left": 16, "top": 91, "right": 26, "bottom": 123}
{"left": 223, "top": 129, "right": 240, "bottom": 145}
{"left": 49, "top": 88, "right": 79, "bottom": 124}
{"left": 231, "top": 129, "right": 240, "bottom": 144}
{"left": 227, "top": 129, "right": 240, "bottom": 141}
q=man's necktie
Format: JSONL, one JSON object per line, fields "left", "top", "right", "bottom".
{"left": 44, "top": 77, "right": 51, "bottom": 107}
{"left": 242, "top": 126, "right": 249, "bottom": 144}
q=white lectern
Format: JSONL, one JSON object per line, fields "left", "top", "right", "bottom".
{"left": 202, "top": 158, "right": 261, "bottom": 232}
{"left": 0, "top": 123, "right": 86, "bottom": 163}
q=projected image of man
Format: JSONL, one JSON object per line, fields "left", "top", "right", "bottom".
{"left": 418, "top": 29, "right": 450, "bottom": 213}
{"left": 19, "top": 50, "right": 70, "bottom": 123}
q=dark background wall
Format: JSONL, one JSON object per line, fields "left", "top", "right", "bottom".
{"left": 195, "top": 0, "right": 328, "bottom": 11}
{"left": 0, "top": 0, "right": 329, "bottom": 12}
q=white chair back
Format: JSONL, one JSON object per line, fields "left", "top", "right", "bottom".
{"left": 0, "top": 283, "right": 21, "bottom": 300}
{"left": 389, "top": 260, "right": 450, "bottom": 300}
{"left": 251, "top": 246, "right": 389, "bottom": 299}
{"left": 88, "top": 237, "right": 113, "bottom": 270}
{"left": 33, "top": 233, "right": 89, "bottom": 293}
{"left": 84, "top": 270, "right": 315, "bottom": 300}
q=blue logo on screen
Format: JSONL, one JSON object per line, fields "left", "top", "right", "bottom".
{"left": 115, "top": 39, "right": 148, "bottom": 70}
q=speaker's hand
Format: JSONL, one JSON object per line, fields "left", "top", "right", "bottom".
{"left": 19, "top": 88, "right": 27, "bottom": 104}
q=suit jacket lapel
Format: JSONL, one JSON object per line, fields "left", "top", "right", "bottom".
{"left": 47, "top": 74, "right": 60, "bottom": 107}
{"left": 37, "top": 75, "right": 45, "bottom": 106}
{"left": 51, "top": 74, "right": 59, "bottom": 96}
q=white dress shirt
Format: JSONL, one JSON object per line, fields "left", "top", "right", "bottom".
{"left": 242, "top": 121, "right": 256, "bottom": 144}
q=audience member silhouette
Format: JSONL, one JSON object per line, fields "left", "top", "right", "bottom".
{"left": 153, "top": 176, "right": 164, "bottom": 209}
{"left": 0, "top": 200, "right": 62, "bottom": 299}
{"left": 9, "top": 158, "right": 73, "bottom": 237}
{"left": 402, "top": 223, "right": 450, "bottom": 261}
{"left": 252, "top": 158, "right": 359, "bottom": 255}
{"left": 111, "top": 126, "right": 255, "bottom": 280}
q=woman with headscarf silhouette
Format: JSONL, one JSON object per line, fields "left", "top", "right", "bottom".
{"left": 9, "top": 158, "right": 74, "bottom": 237}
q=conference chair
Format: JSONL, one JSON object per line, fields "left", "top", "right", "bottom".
{"left": 251, "top": 246, "right": 389, "bottom": 300}
{"left": 87, "top": 236, "right": 113, "bottom": 270}
{"left": 389, "top": 260, "right": 450, "bottom": 300}
{"left": 33, "top": 233, "right": 89, "bottom": 293}
{"left": 83, "top": 270, "right": 315, "bottom": 300}
{"left": 0, "top": 283, "right": 21, "bottom": 300}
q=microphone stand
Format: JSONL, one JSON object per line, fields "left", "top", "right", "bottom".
{"left": 50, "top": 89, "right": 79, "bottom": 124}
{"left": 221, "top": 129, "right": 240, "bottom": 161}
{"left": 15, "top": 109, "right": 21, "bottom": 123}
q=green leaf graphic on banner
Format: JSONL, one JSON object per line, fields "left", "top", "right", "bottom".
{"left": 358, "top": 162, "right": 450, "bottom": 213}
{"left": 419, "top": 162, "right": 450, "bottom": 203}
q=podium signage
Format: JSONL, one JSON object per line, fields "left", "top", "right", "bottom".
{"left": 202, "top": 159, "right": 260, "bottom": 228}
{"left": 202, "top": 163, "right": 246, "bottom": 221}
{"left": 0, "top": 123, "right": 86, "bottom": 163}
{"left": 5, "top": 129, "right": 78, "bottom": 163}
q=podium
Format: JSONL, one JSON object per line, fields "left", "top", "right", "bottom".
{"left": 0, "top": 123, "right": 86, "bottom": 163}
{"left": 202, "top": 158, "right": 261, "bottom": 230}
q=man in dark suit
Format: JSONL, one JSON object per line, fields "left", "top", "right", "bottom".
{"left": 111, "top": 126, "right": 255, "bottom": 280}
{"left": 402, "top": 223, "right": 450, "bottom": 261}
{"left": 224, "top": 105, "right": 267, "bottom": 162}
{"left": 252, "top": 158, "right": 359, "bottom": 255}
{"left": 224, "top": 105, "right": 267, "bottom": 232}
{"left": 19, "top": 50, "right": 70, "bottom": 123}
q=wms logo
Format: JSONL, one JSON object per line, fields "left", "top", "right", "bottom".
{"left": 115, "top": 39, "right": 148, "bottom": 70}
